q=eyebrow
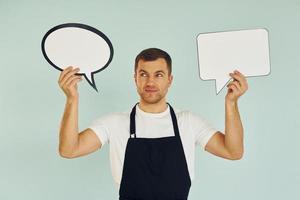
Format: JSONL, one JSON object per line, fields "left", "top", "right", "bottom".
{"left": 138, "top": 69, "right": 166, "bottom": 74}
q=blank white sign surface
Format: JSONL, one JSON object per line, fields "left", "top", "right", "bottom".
{"left": 44, "top": 27, "right": 111, "bottom": 74}
{"left": 197, "top": 28, "right": 270, "bottom": 94}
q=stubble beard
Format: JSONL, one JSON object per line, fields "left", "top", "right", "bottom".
{"left": 140, "top": 91, "right": 166, "bottom": 104}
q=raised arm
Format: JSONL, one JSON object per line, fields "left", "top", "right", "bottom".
{"left": 58, "top": 66, "right": 101, "bottom": 159}
{"left": 205, "top": 70, "right": 248, "bottom": 160}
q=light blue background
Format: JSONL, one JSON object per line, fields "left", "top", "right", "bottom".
{"left": 1, "top": 0, "right": 299, "bottom": 199}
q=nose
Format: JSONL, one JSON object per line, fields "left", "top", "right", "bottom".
{"left": 146, "top": 75, "right": 156, "bottom": 85}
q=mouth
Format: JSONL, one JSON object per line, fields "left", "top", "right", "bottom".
{"left": 145, "top": 88, "right": 158, "bottom": 93}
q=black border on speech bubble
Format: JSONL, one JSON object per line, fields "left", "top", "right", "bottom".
{"left": 196, "top": 28, "right": 271, "bottom": 95}
{"left": 41, "top": 23, "right": 114, "bottom": 92}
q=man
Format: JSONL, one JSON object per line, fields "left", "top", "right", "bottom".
{"left": 58, "top": 48, "right": 248, "bottom": 200}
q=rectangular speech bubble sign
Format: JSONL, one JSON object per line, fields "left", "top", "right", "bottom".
{"left": 197, "top": 28, "right": 270, "bottom": 94}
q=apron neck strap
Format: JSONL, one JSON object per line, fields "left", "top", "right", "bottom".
{"left": 129, "top": 102, "right": 180, "bottom": 138}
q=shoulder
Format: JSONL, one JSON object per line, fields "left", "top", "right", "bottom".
{"left": 173, "top": 107, "right": 213, "bottom": 130}
{"left": 91, "top": 110, "right": 130, "bottom": 125}
{"left": 173, "top": 107, "right": 205, "bottom": 121}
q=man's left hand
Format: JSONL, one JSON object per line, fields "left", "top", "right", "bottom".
{"left": 225, "top": 70, "right": 248, "bottom": 102}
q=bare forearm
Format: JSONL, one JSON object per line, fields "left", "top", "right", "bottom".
{"left": 224, "top": 100, "right": 244, "bottom": 158}
{"left": 58, "top": 98, "right": 79, "bottom": 157}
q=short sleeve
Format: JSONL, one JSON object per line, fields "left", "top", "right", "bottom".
{"left": 188, "top": 112, "right": 218, "bottom": 150}
{"left": 88, "top": 114, "right": 112, "bottom": 147}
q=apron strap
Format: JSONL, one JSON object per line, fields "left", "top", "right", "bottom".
{"left": 168, "top": 103, "right": 180, "bottom": 138}
{"left": 129, "top": 102, "right": 180, "bottom": 138}
{"left": 129, "top": 103, "right": 138, "bottom": 138}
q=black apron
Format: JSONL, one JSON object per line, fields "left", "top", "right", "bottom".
{"left": 119, "top": 103, "right": 191, "bottom": 200}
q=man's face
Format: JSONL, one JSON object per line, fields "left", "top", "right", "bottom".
{"left": 134, "top": 58, "right": 173, "bottom": 104}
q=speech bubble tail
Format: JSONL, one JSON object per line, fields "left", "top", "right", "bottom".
{"left": 215, "top": 78, "right": 230, "bottom": 95}
{"left": 84, "top": 73, "right": 98, "bottom": 92}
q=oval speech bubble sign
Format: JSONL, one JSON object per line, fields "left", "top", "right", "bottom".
{"left": 41, "top": 23, "right": 114, "bottom": 92}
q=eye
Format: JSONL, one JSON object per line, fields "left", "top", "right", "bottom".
{"left": 140, "top": 73, "right": 147, "bottom": 77}
{"left": 156, "top": 73, "right": 163, "bottom": 77}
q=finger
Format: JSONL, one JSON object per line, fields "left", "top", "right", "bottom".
{"left": 229, "top": 72, "right": 242, "bottom": 83}
{"left": 234, "top": 70, "right": 248, "bottom": 90}
{"left": 67, "top": 76, "right": 83, "bottom": 88}
{"left": 59, "top": 66, "right": 73, "bottom": 83}
{"left": 229, "top": 80, "right": 242, "bottom": 93}
{"left": 229, "top": 71, "right": 247, "bottom": 90}
{"left": 234, "top": 70, "right": 246, "bottom": 78}
{"left": 64, "top": 75, "right": 82, "bottom": 88}
{"left": 59, "top": 66, "right": 80, "bottom": 84}
{"left": 227, "top": 84, "right": 239, "bottom": 94}
{"left": 229, "top": 73, "right": 243, "bottom": 86}
{"left": 60, "top": 68, "right": 80, "bottom": 87}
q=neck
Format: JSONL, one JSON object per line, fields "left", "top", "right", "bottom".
{"left": 138, "top": 99, "right": 168, "bottom": 113}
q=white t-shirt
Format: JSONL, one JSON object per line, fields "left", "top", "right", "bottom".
{"left": 88, "top": 104, "right": 218, "bottom": 190}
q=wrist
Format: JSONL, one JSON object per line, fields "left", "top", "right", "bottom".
{"left": 225, "top": 99, "right": 238, "bottom": 107}
{"left": 66, "top": 97, "right": 78, "bottom": 104}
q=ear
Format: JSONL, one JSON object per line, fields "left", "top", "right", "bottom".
{"left": 168, "top": 75, "right": 173, "bottom": 87}
{"left": 134, "top": 73, "right": 137, "bottom": 85}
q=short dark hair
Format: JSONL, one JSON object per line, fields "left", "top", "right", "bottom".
{"left": 134, "top": 48, "right": 172, "bottom": 75}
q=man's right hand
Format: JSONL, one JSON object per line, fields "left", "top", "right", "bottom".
{"left": 58, "top": 66, "right": 82, "bottom": 100}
